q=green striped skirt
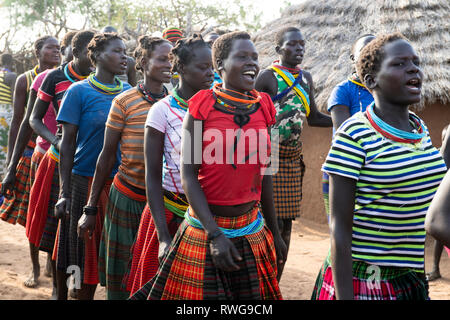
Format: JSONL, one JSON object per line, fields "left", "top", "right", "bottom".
{"left": 98, "top": 178, "right": 146, "bottom": 300}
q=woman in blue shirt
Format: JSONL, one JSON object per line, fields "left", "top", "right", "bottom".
{"left": 322, "top": 34, "right": 375, "bottom": 219}
{"left": 54, "top": 33, "right": 131, "bottom": 300}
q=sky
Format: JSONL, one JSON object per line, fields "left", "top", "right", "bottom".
{"left": 0, "top": 0, "right": 294, "bottom": 51}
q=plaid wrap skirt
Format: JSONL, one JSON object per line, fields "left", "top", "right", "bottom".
{"left": 0, "top": 147, "right": 41, "bottom": 226}
{"left": 98, "top": 176, "right": 146, "bottom": 300}
{"left": 130, "top": 206, "right": 282, "bottom": 300}
{"left": 26, "top": 150, "right": 59, "bottom": 253}
{"left": 54, "top": 174, "right": 112, "bottom": 285}
{"left": 125, "top": 203, "right": 184, "bottom": 296}
{"left": 311, "top": 252, "right": 429, "bottom": 300}
{"left": 272, "top": 143, "right": 305, "bottom": 220}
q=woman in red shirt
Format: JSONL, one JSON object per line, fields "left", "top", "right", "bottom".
{"left": 131, "top": 31, "right": 287, "bottom": 300}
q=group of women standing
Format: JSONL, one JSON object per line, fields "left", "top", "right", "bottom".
{"left": 0, "top": 23, "right": 447, "bottom": 301}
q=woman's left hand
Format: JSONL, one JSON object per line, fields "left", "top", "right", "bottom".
{"left": 77, "top": 214, "right": 96, "bottom": 239}
{"left": 274, "top": 234, "right": 287, "bottom": 270}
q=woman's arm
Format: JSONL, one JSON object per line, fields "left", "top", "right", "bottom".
{"left": 255, "top": 69, "right": 278, "bottom": 97}
{"left": 6, "top": 75, "right": 27, "bottom": 165}
{"left": 78, "top": 127, "right": 120, "bottom": 238}
{"left": 55, "top": 122, "right": 78, "bottom": 219}
{"left": 1, "top": 89, "right": 37, "bottom": 195}
{"left": 181, "top": 114, "right": 242, "bottom": 271}
{"left": 330, "top": 106, "right": 352, "bottom": 132}
{"left": 425, "top": 170, "right": 450, "bottom": 248}
{"left": 260, "top": 174, "right": 287, "bottom": 266}
{"left": 440, "top": 126, "right": 450, "bottom": 167}
{"left": 303, "top": 72, "right": 332, "bottom": 127}
{"left": 329, "top": 173, "right": 356, "bottom": 300}
{"left": 425, "top": 129, "right": 450, "bottom": 247}
{"left": 29, "top": 98, "right": 58, "bottom": 148}
{"left": 144, "top": 127, "right": 172, "bottom": 259}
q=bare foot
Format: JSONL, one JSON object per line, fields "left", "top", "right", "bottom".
{"left": 426, "top": 270, "right": 442, "bottom": 281}
{"left": 24, "top": 268, "right": 40, "bottom": 288}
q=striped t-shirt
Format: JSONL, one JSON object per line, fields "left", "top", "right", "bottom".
{"left": 145, "top": 95, "right": 185, "bottom": 194}
{"left": 322, "top": 112, "right": 447, "bottom": 270}
{"left": 106, "top": 87, "right": 152, "bottom": 189}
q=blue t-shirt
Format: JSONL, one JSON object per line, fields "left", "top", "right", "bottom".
{"left": 327, "top": 79, "right": 374, "bottom": 116}
{"left": 57, "top": 80, "right": 131, "bottom": 177}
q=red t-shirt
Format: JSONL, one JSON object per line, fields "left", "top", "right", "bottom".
{"left": 188, "top": 89, "right": 276, "bottom": 206}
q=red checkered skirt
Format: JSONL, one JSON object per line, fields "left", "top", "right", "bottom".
{"left": 130, "top": 206, "right": 282, "bottom": 300}
{"left": 0, "top": 148, "right": 42, "bottom": 226}
{"left": 26, "top": 150, "right": 59, "bottom": 252}
{"left": 125, "top": 204, "right": 183, "bottom": 296}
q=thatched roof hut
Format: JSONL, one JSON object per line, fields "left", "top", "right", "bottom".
{"left": 253, "top": 0, "right": 450, "bottom": 112}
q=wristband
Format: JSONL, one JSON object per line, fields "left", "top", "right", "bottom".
{"left": 83, "top": 205, "right": 98, "bottom": 216}
{"left": 207, "top": 229, "right": 224, "bottom": 241}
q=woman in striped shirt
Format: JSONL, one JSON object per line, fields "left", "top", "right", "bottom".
{"left": 312, "top": 33, "right": 447, "bottom": 300}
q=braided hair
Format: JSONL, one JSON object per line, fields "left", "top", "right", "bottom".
{"left": 171, "top": 34, "right": 209, "bottom": 74}
{"left": 133, "top": 36, "right": 170, "bottom": 72}
{"left": 87, "top": 32, "right": 123, "bottom": 66}
{"left": 356, "top": 32, "right": 407, "bottom": 83}
{"left": 211, "top": 31, "right": 251, "bottom": 73}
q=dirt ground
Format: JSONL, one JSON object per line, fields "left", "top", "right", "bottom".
{"left": 0, "top": 217, "right": 449, "bottom": 300}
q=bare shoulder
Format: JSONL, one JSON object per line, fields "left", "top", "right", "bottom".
{"left": 257, "top": 68, "right": 275, "bottom": 81}
{"left": 14, "top": 73, "right": 27, "bottom": 91}
{"left": 255, "top": 68, "right": 277, "bottom": 94}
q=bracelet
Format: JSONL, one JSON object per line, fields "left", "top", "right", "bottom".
{"left": 207, "top": 229, "right": 224, "bottom": 241}
{"left": 83, "top": 205, "right": 98, "bottom": 216}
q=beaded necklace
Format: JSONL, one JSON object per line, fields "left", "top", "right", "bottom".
{"left": 64, "top": 62, "right": 88, "bottom": 83}
{"left": 272, "top": 60, "right": 300, "bottom": 75}
{"left": 172, "top": 88, "right": 189, "bottom": 110}
{"left": 137, "top": 81, "right": 168, "bottom": 104}
{"left": 87, "top": 74, "right": 123, "bottom": 95}
{"left": 216, "top": 97, "right": 253, "bottom": 112}
{"left": 212, "top": 83, "right": 261, "bottom": 104}
{"left": 32, "top": 65, "right": 39, "bottom": 77}
{"left": 348, "top": 73, "right": 366, "bottom": 112}
{"left": 366, "top": 103, "right": 425, "bottom": 144}
{"left": 348, "top": 73, "right": 366, "bottom": 88}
